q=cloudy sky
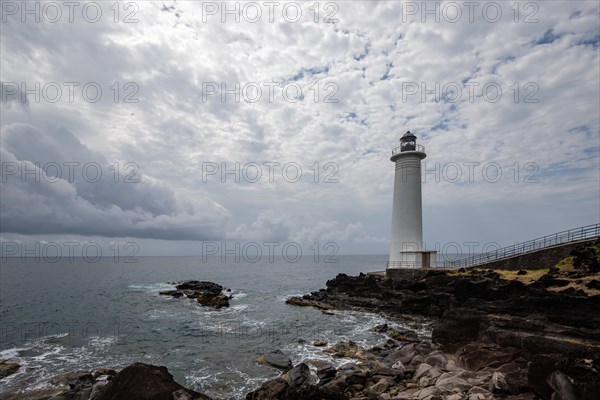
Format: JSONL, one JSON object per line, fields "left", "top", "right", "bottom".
{"left": 1, "top": 0, "right": 599, "bottom": 258}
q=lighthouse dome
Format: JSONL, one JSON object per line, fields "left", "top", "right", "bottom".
{"left": 401, "top": 131, "right": 416, "bottom": 139}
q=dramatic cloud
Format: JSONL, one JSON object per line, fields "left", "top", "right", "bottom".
{"left": 1, "top": 123, "right": 230, "bottom": 240}
{"left": 1, "top": 1, "right": 598, "bottom": 254}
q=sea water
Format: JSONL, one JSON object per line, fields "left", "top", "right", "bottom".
{"left": 0, "top": 255, "right": 431, "bottom": 398}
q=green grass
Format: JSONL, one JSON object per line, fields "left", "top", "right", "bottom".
{"left": 591, "top": 243, "right": 600, "bottom": 264}
{"left": 555, "top": 255, "right": 575, "bottom": 270}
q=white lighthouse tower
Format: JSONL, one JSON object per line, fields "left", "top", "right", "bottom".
{"left": 387, "top": 131, "right": 436, "bottom": 270}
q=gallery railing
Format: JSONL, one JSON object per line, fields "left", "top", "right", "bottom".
{"left": 391, "top": 144, "right": 425, "bottom": 155}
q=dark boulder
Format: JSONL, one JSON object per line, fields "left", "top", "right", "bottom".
{"left": 259, "top": 350, "right": 292, "bottom": 371}
{"left": 318, "top": 375, "right": 350, "bottom": 400}
{"left": 287, "top": 363, "right": 312, "bottom": 389}
{"left": 0, "top": 362, "right": 20, "bottom": 379}
{"left": 539, "top": 276, "right": 570, "bottom": 288}
{"left": 586, "top": 279, "right": 600, "bottom": 290}
{"left": 96, "top": 362, "right": 212, "bottom": 400}
{"left": 245, "top": 377, "right": 288, "bottom": 400}
{"left": 344, "top": 370, "right": 368, "bottom": 385}
{"left": 316, "top": 365, "right": 337, "bottom": 384}
{"left": 246, "top": 363, "right": 320, "bottom": 400}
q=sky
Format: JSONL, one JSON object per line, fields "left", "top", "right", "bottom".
{"left": 1, "top": 0, "right": 599, "bottom": 259}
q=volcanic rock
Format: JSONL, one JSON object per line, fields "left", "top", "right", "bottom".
{"left": 160, "top": 280, "right": 230, "bottom": 309}
{"left": 96, "top": 362, "right": 212, "bottom": 400}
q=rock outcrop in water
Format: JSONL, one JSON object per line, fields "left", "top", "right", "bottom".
{"left": 257, "top": 349, "right": 293, "bottom": 371}
{"left": 160, "top": 280, "right": 231, "bottom": 309}
{"left": 284, "top": 239, "right": 600, "bottom": 399}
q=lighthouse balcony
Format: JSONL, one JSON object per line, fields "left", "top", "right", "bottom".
{"left": 392, "top": 144, "right": 425, "bottom": 155}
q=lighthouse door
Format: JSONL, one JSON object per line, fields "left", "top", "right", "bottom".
{"left": 422, "top": 252, "right": 430, "bottom": 268}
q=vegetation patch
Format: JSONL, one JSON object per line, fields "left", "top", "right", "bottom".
{"left": 555, "top": 255, "right": 575, "bottom": 271}
{"left": 495, "top": 268, "right": 548, "bottom": 284}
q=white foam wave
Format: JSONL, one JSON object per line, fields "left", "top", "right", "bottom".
{"left": 0, "top": 347, "right": 22, "bottom": 361}
{"left": 87, "top": 336, "right": 118, "bottom": 349}
{"left": 228, "top": 304, "right": 249, "bottom": 312}
{"left": 276, "top": 293, "right": 305, "bottom": 302}
{"left": 128, "top": 283, "right": 174, "bottom": 293}
{"left": 0, "top": 333, "right": 126, "bottom": 395}
{"left": 231, "top": 291, "right": 247, "bottom": 299}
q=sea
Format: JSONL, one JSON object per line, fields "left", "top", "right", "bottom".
{"left": 0, "top": 255, "right": 433, "bottom": 399}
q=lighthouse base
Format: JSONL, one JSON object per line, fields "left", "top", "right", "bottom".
{"left": 386, "top": 250, "right": 437, "bottom": 269}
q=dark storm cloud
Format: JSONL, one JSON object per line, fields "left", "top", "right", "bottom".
{"left": 0, "top": 123, "right": 230, "bottom": 240}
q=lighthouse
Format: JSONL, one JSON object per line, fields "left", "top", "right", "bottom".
{"left": 387, "top": 131, "right": 436, "bottom": 269}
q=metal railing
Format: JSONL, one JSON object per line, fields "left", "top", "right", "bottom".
{"left": 443, "top": 223, "right": 600, "bottom": 269}
{"left": 392, "top": 144, "right": 425, "bottom": 156}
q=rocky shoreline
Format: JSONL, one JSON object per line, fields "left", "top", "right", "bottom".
{"left": 279, "top": 239, "right": 600, "bottom": 399}
{"left": 2, "top": 241, "right": 599, "bottom": 399}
